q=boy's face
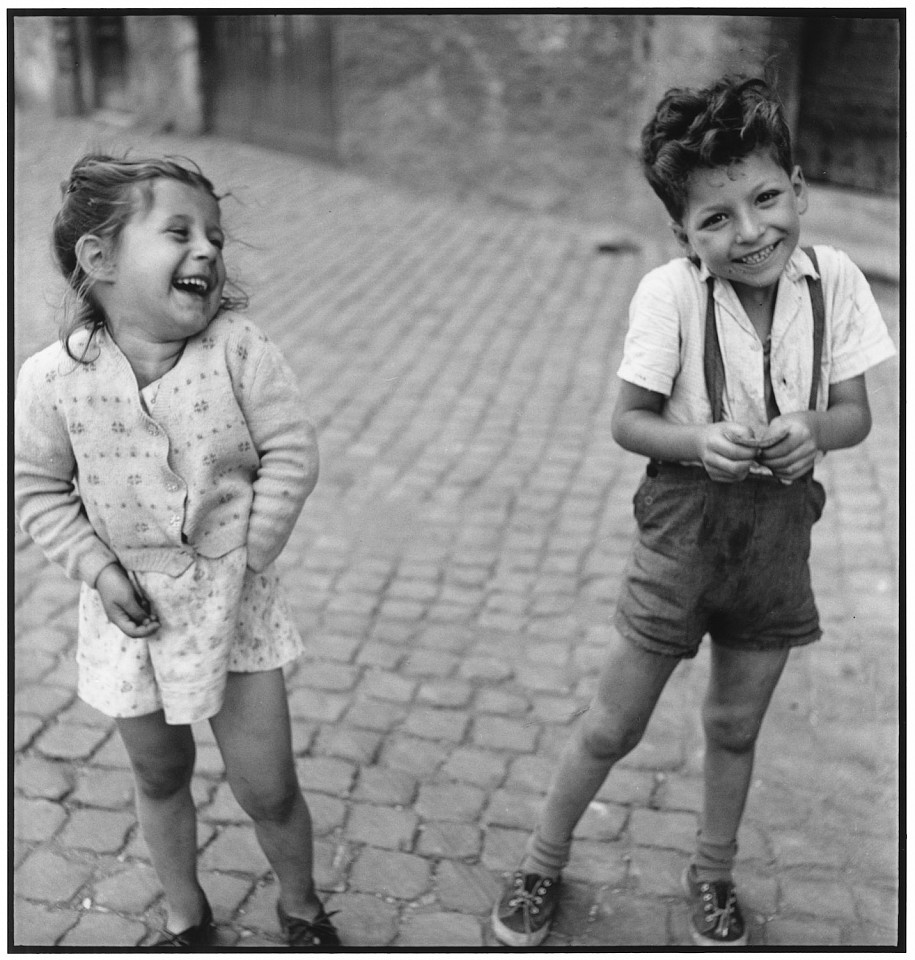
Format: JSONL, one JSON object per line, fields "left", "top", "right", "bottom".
{"left": 673, "top": 148, "right": 807, "bottom": 293}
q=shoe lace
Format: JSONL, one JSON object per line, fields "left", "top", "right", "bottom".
{"left": 283, "top": 909, "right": 340, "bottom": 946}
{"left": 700, "top": 881, "right": 739, "bottom": 938}
{"left": 155, "top": 929, "right": 193, "bottom": 948}
{"left": 153, "top": 909, "right": 213, "bottom": 948}
{"left": 507, "top": 874, "right": 553, "bottom": 929}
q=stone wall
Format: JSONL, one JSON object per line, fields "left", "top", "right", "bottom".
{"left": 14, "top": 14, "right": 898, "bottom": 222}
{"left": 634, "top": 15, "right": 805, "bottom": 141}
{"left": 334, "top": 13, "right": 649, "bottom": 224}
{"left": 332, "top": 14, "right": 815, "bottom": 225}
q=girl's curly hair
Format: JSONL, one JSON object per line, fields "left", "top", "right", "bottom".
{"left": 52, "top": 153, "right": 248, "bottom": 363}
{"left": 640, "top": 76, "right": 794, "bottom": 223}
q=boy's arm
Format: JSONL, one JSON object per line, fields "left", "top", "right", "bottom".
{"left": 759, "top": 374, "right": 871, "bottom": 482}
{"left": 611, "top": 380, "right": 758, "bottom": 482}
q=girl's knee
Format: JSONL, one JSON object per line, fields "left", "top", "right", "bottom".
{"left": 119, "top": 723, "right": 196, "bottom": 800}
{"left": 131, "top": 753, "right": 195, "bottom": 800}
{"left": 117, "top": 714, "right": 196, "bottom": 800}
{"left": 230, "top": 774, "right": 301, "bottom": 825}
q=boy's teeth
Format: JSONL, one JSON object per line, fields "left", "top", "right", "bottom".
{"left": 737, "top": 244, "right": 775, "bottom": 265}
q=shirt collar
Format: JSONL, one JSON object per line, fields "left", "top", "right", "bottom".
{"left": 695, "top": 244, "right": 818, "bottom": 284}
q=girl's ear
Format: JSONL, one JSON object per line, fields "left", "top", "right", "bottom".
{"left": 791, "top": 165, "right": 809, "bottom": 215}
{"left": 75, "top": 235, "right": 117, "bottom": 281}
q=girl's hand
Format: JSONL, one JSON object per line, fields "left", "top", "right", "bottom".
{"left": 697, "top": 422, "right": 759, "bottom": 482}
{"left": 757, "top": 412, "right": 818, "bottom": 482}
{"left": 95, "top": 563, "right": 160, "bottom": 638}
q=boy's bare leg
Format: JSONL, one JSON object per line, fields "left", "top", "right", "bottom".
{"left": 697, "top": 644, "right": 790, "bottom": 875}
{"left": 531, "top": 631, "right": 679, "bottom": 865}
{"left": 116, "top": 713, "right": 205, "bottom": 932}
{"left": 209, "top": 669, "right": 321, "bottom": 919}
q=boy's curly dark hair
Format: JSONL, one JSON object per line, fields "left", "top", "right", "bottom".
{"left": 53, "top": 153, "right": 248, "bottom": 363}
{"left": 640, "top": 76, "right": 794, "bottom": 223}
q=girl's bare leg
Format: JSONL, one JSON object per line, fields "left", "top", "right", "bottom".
{"left": 116, "top": 712, "right": 205, "bottom": 932}
{"left": 209, "top": 669, "right": 320, "bottom": 918}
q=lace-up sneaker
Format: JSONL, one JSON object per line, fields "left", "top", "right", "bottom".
{"left": 682, "top": 866, "right": 748, "bottom": 946}
{"left": 276, "top": 901, "right": 341, "bottom": 947}
{"left": 492, "top": 871, "right": 561, "bottom": 947}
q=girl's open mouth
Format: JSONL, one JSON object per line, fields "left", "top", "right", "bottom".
{"left": 173, "top": 276, "right": 211, "bottom": 296}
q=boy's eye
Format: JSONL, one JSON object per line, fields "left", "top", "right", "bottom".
{"left": 701, "top": 213, "right": 726, "bottom": 229}
{"left": 168, "top": 227, "right": 189, "bottom": 239}
{"left": 756, "top": 190, "right": 780, "bottom": 204}
{"left": 210, "top": 235, "right": 225, "bottom": 250}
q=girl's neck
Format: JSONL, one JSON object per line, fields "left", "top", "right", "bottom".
{"left": 109, "top": 324, "right": 187, "bottom": 390}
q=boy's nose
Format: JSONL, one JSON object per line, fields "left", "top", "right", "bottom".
{"left": 735, "top": 211, "right": 764, "bottom": 244}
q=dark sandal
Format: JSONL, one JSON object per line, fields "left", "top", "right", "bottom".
{"left": 152, "top": 898, "right": 216, "bottom": 948}
{"left": 276, "top": 900, "right": 341, "bottom": 947}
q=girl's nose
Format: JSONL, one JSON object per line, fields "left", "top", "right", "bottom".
{"left": 191, "top": 233, "right": 220, "bottom": 261}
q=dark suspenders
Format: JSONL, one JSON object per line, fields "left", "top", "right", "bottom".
{"left": 703, "top": 247, "right": 826, "bottom": 423}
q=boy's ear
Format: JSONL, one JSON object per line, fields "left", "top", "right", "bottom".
{"left": 74, "top": 235, "right": 117, "bottom": 281}
{"left": 669, "top": 220, "right": 692, "bottom": 253}
{"left": 791, "top": 165, "right": 809, "bottom": 215}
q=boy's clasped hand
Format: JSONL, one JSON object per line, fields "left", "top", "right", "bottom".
{"left": 706, "top": 414, "right": 817, "bottom": 483}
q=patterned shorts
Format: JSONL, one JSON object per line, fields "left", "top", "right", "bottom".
{"left": 77, "top": 547, "right": 305, "bottom": 724}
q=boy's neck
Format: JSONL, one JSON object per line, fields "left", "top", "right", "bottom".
{"left": 730, "top": 280, "right": 778, "bottom": 340}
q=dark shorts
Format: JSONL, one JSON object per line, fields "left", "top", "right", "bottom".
{"left": 614, "top": 461, "right": 827, "bottom": 659}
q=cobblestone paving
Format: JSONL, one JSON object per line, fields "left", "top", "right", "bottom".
{"left": 13, "top": 110, "right": 899, "bottom": 947}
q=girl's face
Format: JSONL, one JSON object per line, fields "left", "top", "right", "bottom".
{"left": 101, "top": 178, "right": 227, "bottom": 343}
{"left": 674, "top": 148, "right": 807, "bottom": 297}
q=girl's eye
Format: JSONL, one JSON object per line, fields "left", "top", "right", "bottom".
{"left": 210, "top": 236, "right": 225, "bottom": 250}
{"left": 168, "top": 227, "right": 189, "bottom": 239}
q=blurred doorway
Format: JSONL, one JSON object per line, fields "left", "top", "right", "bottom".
{"left": 197, "top": 14, "right": 338, "bottom": 162}
{"left": 85, "top": 15, "right": 129, "bottom": 111}
{"left": 795, "top": 17, "right": 899, "bottom": 194}
{"left": 56, "top": 15, "right": 130, "bottom": 115}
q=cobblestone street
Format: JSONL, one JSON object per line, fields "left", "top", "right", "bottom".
{"left": 12, "top": 109, "right": 899, "bottom": 948}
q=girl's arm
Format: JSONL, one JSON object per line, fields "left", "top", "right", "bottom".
{"left": 759, "top": 374, "right": 872, "bottom": 482}
{"left": 611, "top": 380, "right": 759, "bottom": 482}
{"left": 14, "top": 365, "right": 119, "bottom": 586}
{"left": 237, "top": 340, "right": 320, "bottom": 572}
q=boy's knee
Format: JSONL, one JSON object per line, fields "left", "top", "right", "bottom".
{"left": 580, "top": 705, "right": 645, "bottom": 762}
{"left": 702, "top": 704, "right": 762, "bottom": 754}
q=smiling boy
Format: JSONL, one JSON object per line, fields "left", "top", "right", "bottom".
{"left": 491, "top": 76, "right": 895, "bottom": 948}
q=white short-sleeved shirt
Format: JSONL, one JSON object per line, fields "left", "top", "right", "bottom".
{"left": 618, "top": 245, "right": 895, "bottom": 438}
